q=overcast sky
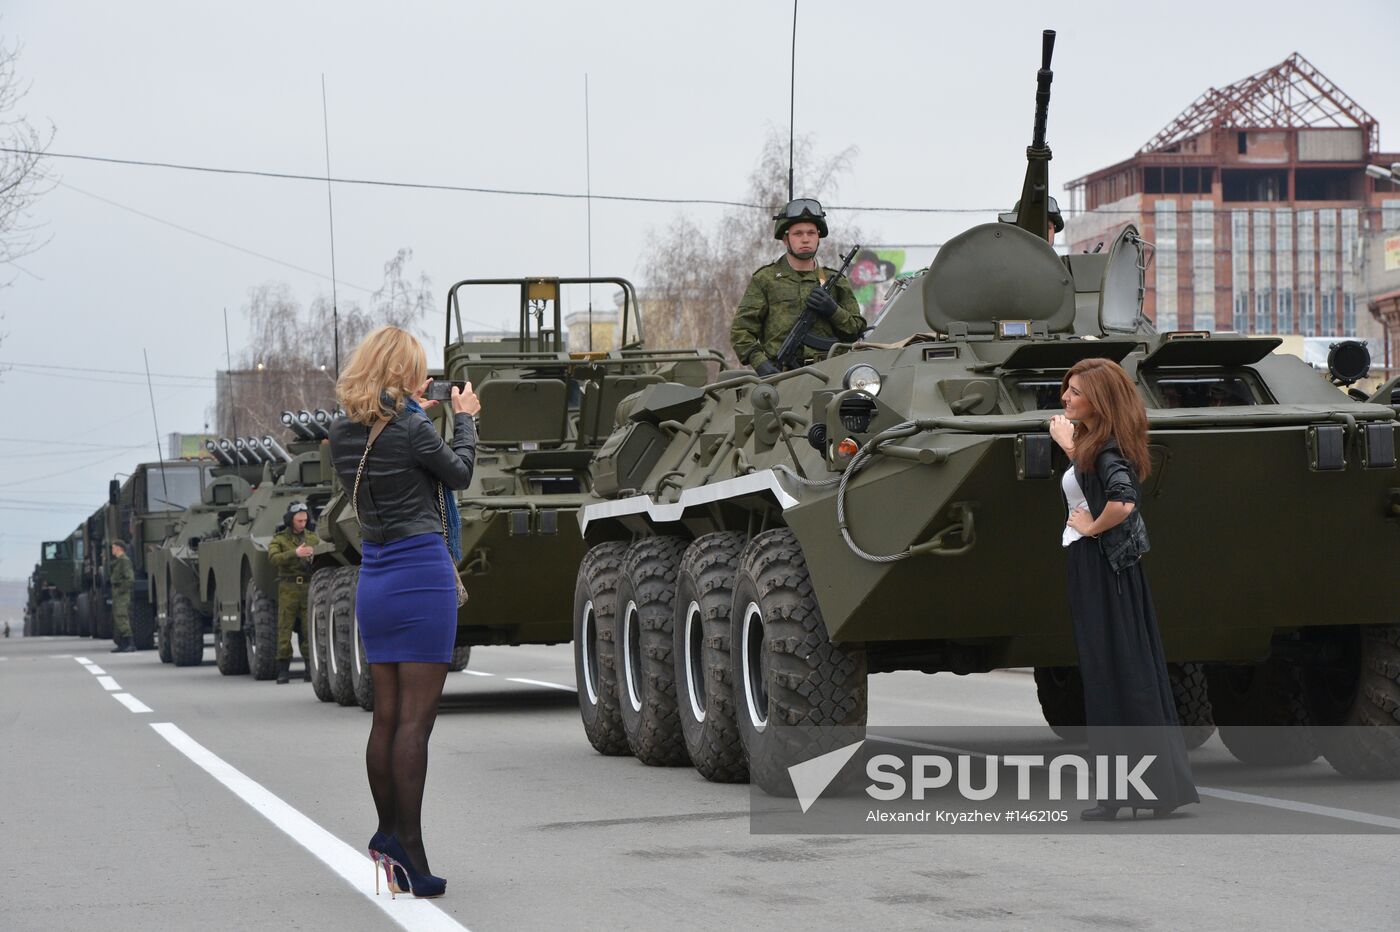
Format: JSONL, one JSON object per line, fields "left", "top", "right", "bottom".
{"left": 1, "top": 0, "right": 1395, "bottom": 578}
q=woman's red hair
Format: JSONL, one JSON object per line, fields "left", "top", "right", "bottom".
{"left": 1060, "top": 357, "right": 1151, "bottom": 480}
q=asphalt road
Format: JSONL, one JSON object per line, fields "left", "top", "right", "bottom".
{"left": 2, "top": 635, "right": 1397, "bottom": 931}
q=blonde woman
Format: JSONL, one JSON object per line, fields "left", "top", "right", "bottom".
{"left": 329, "top": 326, "right": 480, "bottom": 898}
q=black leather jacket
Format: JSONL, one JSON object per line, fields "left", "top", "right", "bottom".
{"left": 329, "top": 411, "right": 477, "bottom": 545}
{"left": 1068, "top": 438, "right": 1150, "bottom": 570}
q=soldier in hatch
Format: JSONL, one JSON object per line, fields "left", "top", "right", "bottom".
{"left": 731, "top": 198, "right": 867, "bottom": 375}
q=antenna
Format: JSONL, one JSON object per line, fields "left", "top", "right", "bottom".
{"left": 223, "top": 306, "right": 239, "bottom": 441}
{"left": 142, "top": 348, "right": 170, "bottom": 500}
{"left": 788, "top": 0, "right": 798, "bottom": 202}
{"left": 321, "top": 74, "right": 342, "bottom": 376}
{"left": 584, "top": 73, "right": 594, "bottom": 351}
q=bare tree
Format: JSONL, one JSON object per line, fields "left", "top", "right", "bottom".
{"left": 641, "top": 131, "right": 869, "bottom": 362}
{"left": 0, "top": 33, "right": 52, "bottom": 275}
{"left": 218, "top": 249, "right": 435, "bottom": 436}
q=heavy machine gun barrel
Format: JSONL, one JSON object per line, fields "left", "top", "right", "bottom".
{"left": 1030, "top": 29, "right": 1055, "bottom": 150}
{"left": 1013, "top": 29, "right": 1057, "bottom": 240}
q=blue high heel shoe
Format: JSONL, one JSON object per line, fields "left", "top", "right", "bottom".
{"left": 369, "top": 832, "right": 396, "bottom": 895}
{"left": 379, "top": 835, "right": 446, "bottom": 899}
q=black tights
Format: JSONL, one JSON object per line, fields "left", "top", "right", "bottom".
{"left": 366, "top": 661, "right": 449, "bottom": 875}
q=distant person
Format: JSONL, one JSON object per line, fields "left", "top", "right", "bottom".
{"left": 329, "top": 326, "right": 480, "bottom": 899}
{"left": 1050, "top": 358, "right": 1198, "bottom": 821}
{"left": 731, "top": 198, "right": 866, "bottom": 375}
{"left": 3, "top": 621, "right": 9, "bottom": 638}
{"left": 109, "top": 540, "right": 136, "bottom": 653}
{"left": 268, "top": 501, "right": 322, "bottom": 684}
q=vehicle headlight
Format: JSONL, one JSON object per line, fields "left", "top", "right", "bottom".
{"left": 843, "top": 364, "right": 882, "bottom": 396}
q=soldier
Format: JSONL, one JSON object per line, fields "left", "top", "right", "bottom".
{"left": 731, "top": 198, "right": 867, "bottom": 375}
{"left": 267, "top": 501, "right": 321, "bottom": 684}
{"left": 109, "top": 540, "right": 135, "bottom": 653}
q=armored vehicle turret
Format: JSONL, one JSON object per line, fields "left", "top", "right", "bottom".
{"left": 570, "top": 32, "right": 1400, "bottom": 793}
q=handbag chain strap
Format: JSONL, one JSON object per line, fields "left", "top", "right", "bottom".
{"left": 352, "top": 417, "right": 391, "bottom": 519}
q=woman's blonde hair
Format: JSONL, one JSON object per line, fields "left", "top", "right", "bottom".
{"left": 336, "top": 326, "right": 427, "bottom": 424}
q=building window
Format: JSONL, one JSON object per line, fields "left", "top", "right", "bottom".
{"left": 1383, "top": 199, "right": 1400, "bottom": 231}
{"left": 1276, "top": 208, "right": 1293, "bottom": 333}
{"left": 1231, "top": 209, "right": 1250, "bottom": 332}
{"left": 1222, "top": 169, "right": 1287, "bottom": 202}
{"left": 1154, "top": 201, "right": 1177, "bottom": 331}
{"left": 1297, "top": 210, "right": 1315, "bottom": 335}
{"left": 1341, "top": 209, "right": 1360, "bottom": 338}
{"left": 1319, "top": 209, "right": 1337, "bottom": 334}
{"left": 1295, "top": 168, "right": 1355, "bottom": 201}
{"left": 1252, "top": 209, "right": 1272, "bottom": 332}
{"left": 1192, "top": 201, "right": 1214, "bottom": 330}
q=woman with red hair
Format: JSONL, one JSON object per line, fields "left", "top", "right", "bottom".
{"left": 1049, "top": 357, "right": 1198, "bottom": 821}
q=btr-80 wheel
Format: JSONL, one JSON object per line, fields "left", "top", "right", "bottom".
{"left": 573, "top": 542, "right": 630, "bottom": 756}
{"left": 307, "top": 569, "right": 336, "bottom": 702}
{"left": 1207, "top": 657, "right": 1318, "bottom": 766}
{"left": 1037, "top": 663, "right": 1215, "bottom": 750}
{"left": 613, "top": 537, "right": 690, "bottom": 766}
{"left": 731, "top": 528, "right": 867, "bottom": 797}
{"left": 244, "top": 579, "right": 278, "bottom": 681}
{"left": 674, "top": 532, "right": 748, "bottom": 783}
{"left": 327, "top": 567, "right": 359, "bottom": 707}
{"left": 1304, "top": 623, "right": 1400, "bottom": 779}
{"left": 170, "top": 592, "right": 205, "bottom": 667}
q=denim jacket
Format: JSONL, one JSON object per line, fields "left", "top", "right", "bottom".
{"left": 1070, "top": 439, "right": 1150, "bottom": 572}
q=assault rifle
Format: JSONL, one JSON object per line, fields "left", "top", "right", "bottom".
{"left": 771, "top": 245, "right": 860, "bottom": 372}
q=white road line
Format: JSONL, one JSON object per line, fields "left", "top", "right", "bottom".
{"left": 112, "top": 693, "right": 153, "bottom": 714}
{"left": 1196, "top": 785, "right": 1400, "bottom": 831}
{"left": 47, "top": 653, "right": 73, "bottom": 658}
{"left": 149, "top": 723, "right": 470, "bottom": 932}
{"left": 461, "top": 670, "right": 494, "bottom": 677}
{"left": 504, "top": 677, "right": 576, "bottom": 692}
{"left": 83, "top": 664, "right": 107, "bottom": 675}
{"left": 95, "top": 675, "right": 120, "bottom": 691}
{"left": 74, "top": 656, "right": 91, "bottom": 664}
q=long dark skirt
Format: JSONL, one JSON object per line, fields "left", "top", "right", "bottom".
{"left": 1066, "top": 537, "right": 1199, "bottom": 810}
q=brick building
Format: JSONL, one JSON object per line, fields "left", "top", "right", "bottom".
{"left": 1064, "top": 53, "right": 1400, "bottom": 372}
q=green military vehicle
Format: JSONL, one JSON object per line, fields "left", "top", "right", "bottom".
{"left": 149, "top": 461, "right": 260, "bottom": 666}
{"left": 305, "top": 278, "right": 725, "bottom": 710}
{"left": 32, "top": 531, "right": 87, "bottom": 637}
{"left": 75, "top": 504, "right": 113, "bottom": 640}
{"left": 199, "top": 417, "right": 334, "bottom": 679}
{"left": 569, "top": 33, "right": 1400, "bottom": 793}
{"left": 101, "top": 460, "right": 216, "bottom": 650}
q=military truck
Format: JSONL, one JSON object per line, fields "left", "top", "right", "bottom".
{"left": 33, "top": 531, "right": 87, "bottom": 636}
{"left": 199, "top": 416, "right": 335, "bottom": 679}
{"left": 151, "top": 439, "right": 274, "bottom": 663}
{"left": 97, "top": 460, "right": 216, "bottom": 649}
{"left": 569, "top": 32, "right": 1400, "bottom": 793}
{"left": 305, "top": 278, "right": 725, "bottom": 710}
{"left": 75, "top": 504, "right": 113, "bottom": 640}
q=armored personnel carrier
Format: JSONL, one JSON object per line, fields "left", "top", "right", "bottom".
{"left": 570, "top": 32, "right": 1400, "bottom": 793}
{"left": 304, "top": 277, "right": 725, "bottom": 710}
{"left": 149, "top": 442, "right": 269, "bottom": 665}
{"left": 199, "top": 414, "right": 335, "bottom": 679}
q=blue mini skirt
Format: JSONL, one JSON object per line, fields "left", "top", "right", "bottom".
{"left": 356, "top": 532, "right": 457, "bottom": 664}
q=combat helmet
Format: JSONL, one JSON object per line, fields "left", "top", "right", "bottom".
{"left": 773, "top": 197, "right": 828, "bottom": 240}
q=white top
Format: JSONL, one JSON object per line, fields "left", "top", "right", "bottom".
{"left": 1061, "top": 468, "right": 1089, "bottom": 547}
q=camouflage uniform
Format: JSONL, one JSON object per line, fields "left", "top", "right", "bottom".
{"left": 731, "top": 256, "right": 866, "bottom": 370}
{"left": 268, "top": 527, "right": 321, "bottom": 662}
{"left": 109, "top": 553, "right": 134, "bottom": 639}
